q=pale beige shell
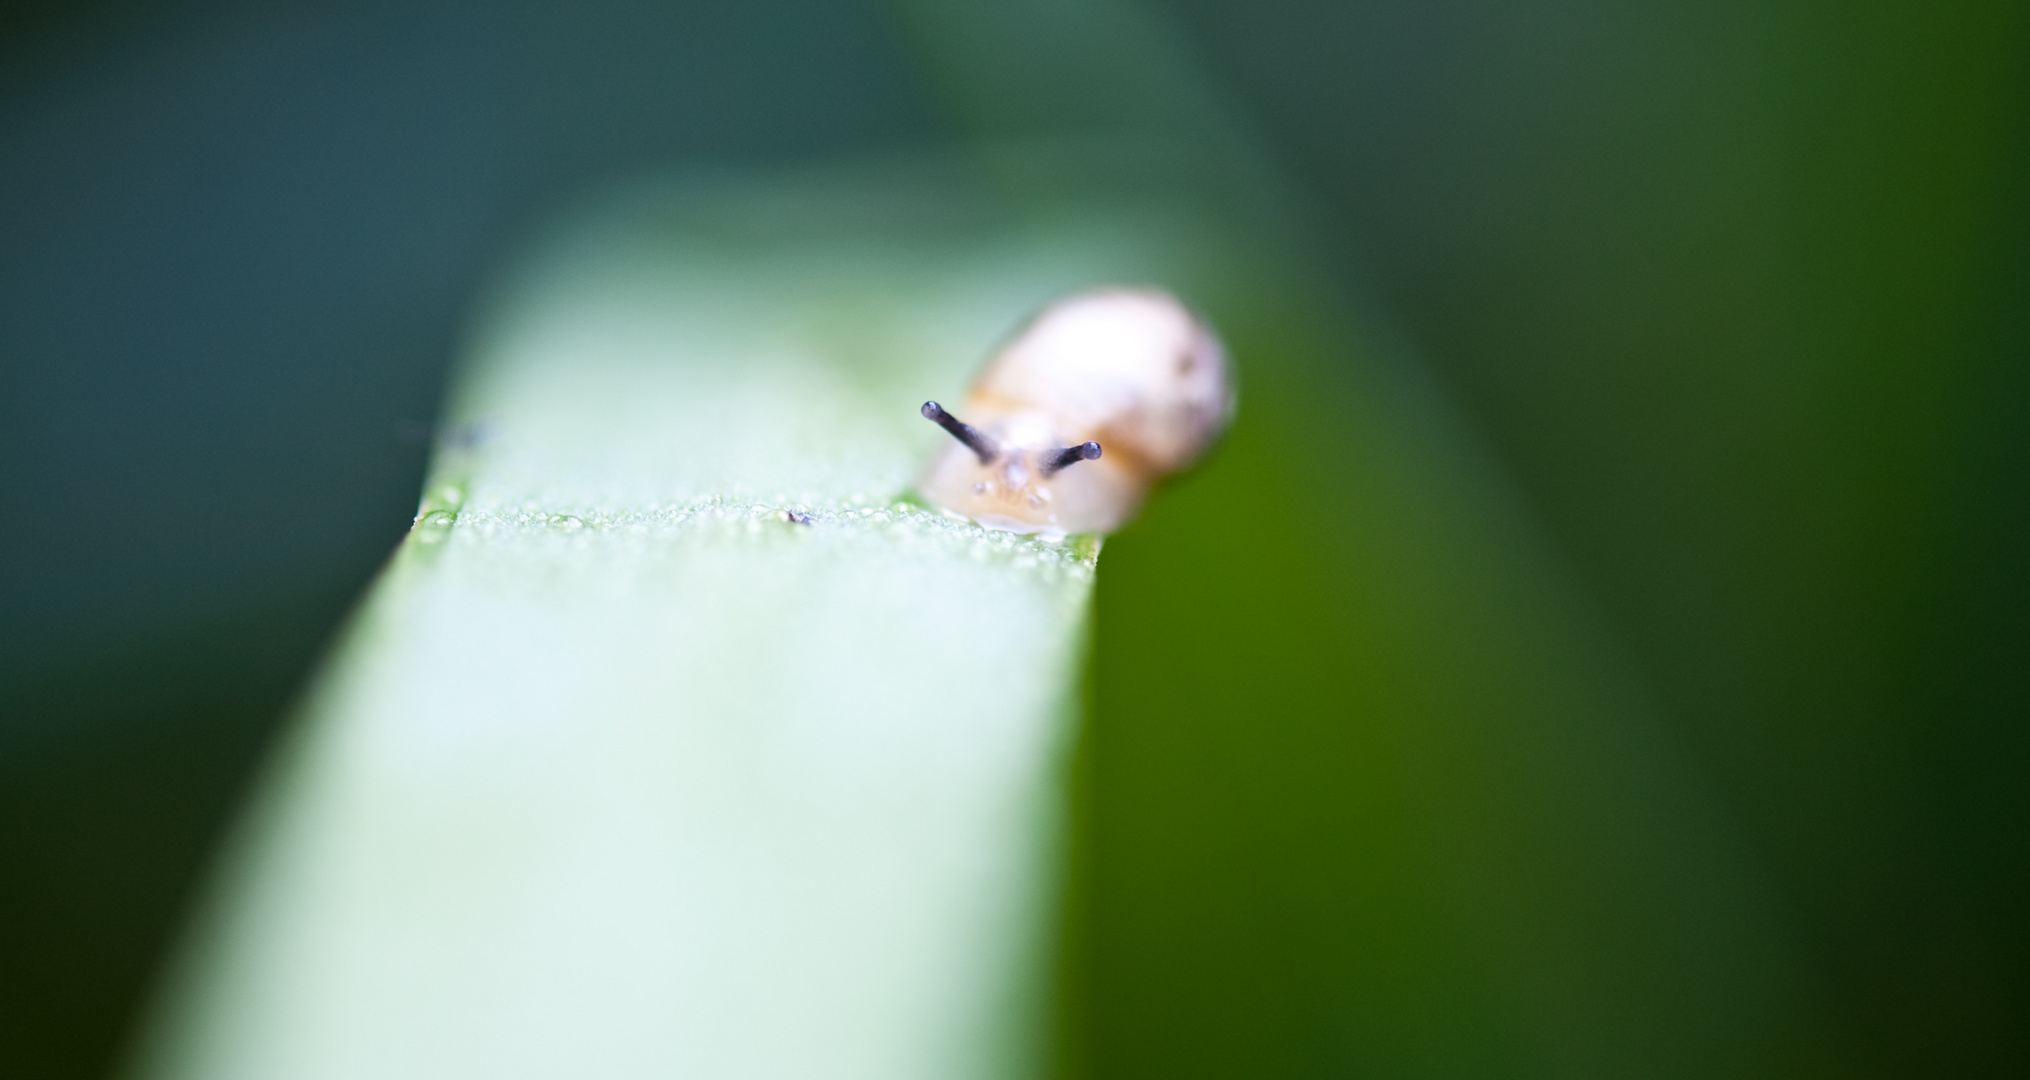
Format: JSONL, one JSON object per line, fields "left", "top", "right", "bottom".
{"left": 919, "top": 287, "right": 1234, "bottom": 536}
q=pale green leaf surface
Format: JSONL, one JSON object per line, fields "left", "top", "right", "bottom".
{"left": 132, "top": 172, "right": 1188, "bottom": 1080}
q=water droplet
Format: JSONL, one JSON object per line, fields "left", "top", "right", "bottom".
{"left": 412, "top": 509, "right": 456, "bottom": 544}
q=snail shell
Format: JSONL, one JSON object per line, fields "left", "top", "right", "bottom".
{"left": 919, "top": 287, "right": 1235, "bottom": 536}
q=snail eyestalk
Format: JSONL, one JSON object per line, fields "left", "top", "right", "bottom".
{"left": 1038, "top": 441, "right": 1102, "bottom": 477}
{"left": 922, "top": 400, "right": 1000, "bottom": 464}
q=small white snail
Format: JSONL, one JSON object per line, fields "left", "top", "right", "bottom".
{"left": 918, "top": 287, "right": 1235, "bottom": 536}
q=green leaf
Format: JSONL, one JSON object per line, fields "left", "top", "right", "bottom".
{"left": 131, "top": 165, "right": 1216, "bottom": 1080}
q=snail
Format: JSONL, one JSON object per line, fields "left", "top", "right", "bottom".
{"left": 918, "top": 287, "right": 1235, "bottom": 537}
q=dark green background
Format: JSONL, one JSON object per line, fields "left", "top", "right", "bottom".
{"left": 2, "top": 1, "right": 2024, "bottom": 1077}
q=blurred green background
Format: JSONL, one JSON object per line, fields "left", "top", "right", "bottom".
{"left": 2, "top": 1, "right": 2024, "bottom": 1078}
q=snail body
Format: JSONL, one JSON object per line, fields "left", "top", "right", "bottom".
{"left": 919, "top": 287, "right": 1234, "bottom": 536}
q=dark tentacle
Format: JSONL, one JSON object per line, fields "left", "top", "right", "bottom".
{"left": 921, "top": 401, "right": 1000, "bottom": 464}
{"left": 1038, "top": 441, "right": 1102, "bottom": 477}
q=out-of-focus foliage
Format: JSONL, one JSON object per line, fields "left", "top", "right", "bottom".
{"left": 1076, "top": 2, "right": 2030, "bottom": 1076}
